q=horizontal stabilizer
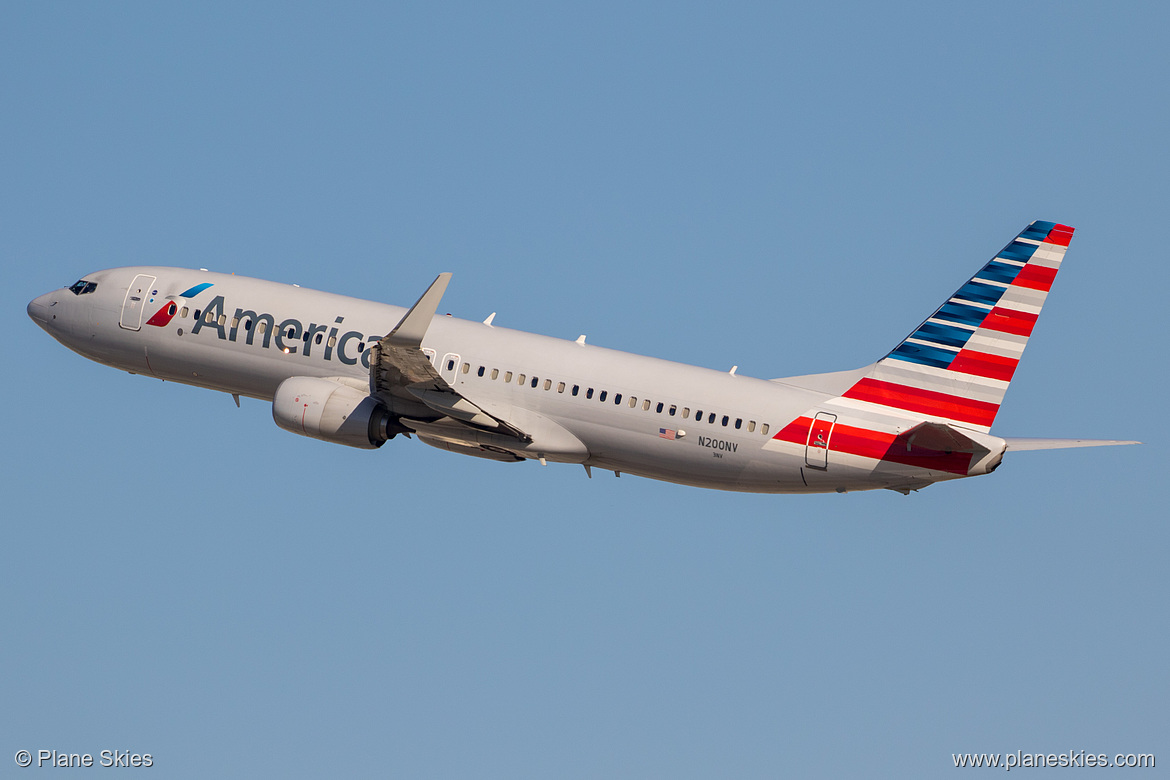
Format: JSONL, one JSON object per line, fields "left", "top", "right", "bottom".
{"left": 1004, "top": 438, "right": 1141, "bottom": 451}
{"left": 887, "top": 421, "right": 1008, "bottom": 476}
{"left": 895, "top": 421, "right": 985, "bottom": 454}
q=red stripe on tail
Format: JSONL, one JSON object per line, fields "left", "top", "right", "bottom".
{"left": 1043, "top": 224, "right": 1075, "bottom": 246}
{"left": 842, "top": 378, "right": 999, "bottom": 427}
{"left": 1012, "top": 263, "right": 1058, "bottom": 292}
{"left": 981, "top": 307, "right": 1038, "bottom": 337}
{"left": 948, "top": 349, "right": 1019, "bottom": 382}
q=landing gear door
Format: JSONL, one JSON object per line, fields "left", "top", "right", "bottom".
{"left": 805, "top": 412, "right": 837, "bottom": 470}
{"left": 119, "top": 274, "right": 157, "bottom": 331}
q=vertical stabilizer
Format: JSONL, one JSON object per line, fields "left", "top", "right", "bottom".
{"left": 839, "top": 221, "right": 1074, "bottom": 432}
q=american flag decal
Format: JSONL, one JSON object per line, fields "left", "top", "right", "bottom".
{"left": 659, "top": 428, "right": 676, "bottom": 440}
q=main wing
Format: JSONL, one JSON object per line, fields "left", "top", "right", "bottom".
{"left": 369, "top": 273, "right": 531, "bottom": 442}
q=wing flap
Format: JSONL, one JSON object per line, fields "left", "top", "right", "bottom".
{"left": 406, "top": 386, "right": 501, "bottom": 429}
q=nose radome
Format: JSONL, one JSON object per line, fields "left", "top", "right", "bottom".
{"left": 27, "top": 293, "right": 52, "bottom": 326}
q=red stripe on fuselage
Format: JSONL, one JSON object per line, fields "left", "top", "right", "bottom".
{"left": 841, "top": 378, "right": 999, "bottom": 427}
{"left": 772, "top": 415, "right": 972, "bottom": 475}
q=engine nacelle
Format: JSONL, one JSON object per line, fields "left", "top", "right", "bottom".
{"left": 272, "top": 377, "right": 392, "bottom": 449}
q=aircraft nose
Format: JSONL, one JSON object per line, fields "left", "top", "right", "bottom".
{"left": 27, "top": 291, "right": 57, "bottom": 329}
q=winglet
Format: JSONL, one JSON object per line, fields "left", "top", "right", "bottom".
{"left": 388, "top": 273, "right": 452, "bottom": 348}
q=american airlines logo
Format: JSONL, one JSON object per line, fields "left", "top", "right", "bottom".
{"left": 155, "top": 290, "right": 380, "bottom": 369}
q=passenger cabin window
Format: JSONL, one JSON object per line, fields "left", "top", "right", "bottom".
{"left": 231, "top": 317, "right": 240, "bottom": 328}
{"left": 599, "top": 390, "right": 607, "bottom": 402}
{"left": 477, "top": 366, "right": 485, "bottom": 377}
{"left": 328, "top": 335, "right": 336, "bottom": 347}
{"left": 446, "top": 359, "right": 456, "bottom": 371}
{"left": 180, "top": 306, "right": 189, "bottom": 318}
{"left": 735, "top": 418, "right": 742, "bottom": 429}
{"left": 642, "top": 400, "right": 651, "bottom": 411}
{"left": 315, "top": 333, "right": 323, "bottom": 345}
{"left": 628, "top": 396, "right": 637, "bottom": 408}
{"left": 708, "top": 413, "right": 716, "bottom": 424}
{"left": 572, "top": 384, "right": 579, "bottom": 396}
{"left": 530, "top": 376, "right": 539, "bottom": 388}
{"left": 748, "top": 421, "right": 756, "bottom": 432}
{"left": 491, "top": 369, "right": 500, "bottom": 380}
{"left": 586, "top": 388, "right": 594, "bottom": 399}
{"left": 543, "top": 379, "right": 552, "bottom": 391}
{"left": 557, "top": 382, "right": 565, "bottom": 393}
{"left": 518, "top": 374, "right": 526, "bottom": 385}
{"left": 657, "top": 402, "right": 664, "bottom": 413}
{"left": 669, "top": 405, "right": 677, "bottom": 416}
{"left": 258, "top": 321, "right": 267, "bottom": 333}
{"left": 614, "top": 393, "right": 622, "bottom": 404}
{"left": 682, "top": 408, "right": 690, "bottom": 419}
{"left": 462, "top": 363, "right": 470, "bottom": 374}
{"left": 695, "top": 409, "right": 703, "bottom": 420}
{"left": 505, "top": 371, "right": 513, "bottom": 383}
{"left": 761, "top": 423, "right": 770, "bottom": 436}
{"left": 722, "top": 415, "right": 729, "bottom": 426}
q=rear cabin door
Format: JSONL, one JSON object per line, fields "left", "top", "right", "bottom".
{"left": 805, "top": 412, "right": 837, "bottom": 469}
{"left": 119, "top": 274, "right": 157, "bottom": 331}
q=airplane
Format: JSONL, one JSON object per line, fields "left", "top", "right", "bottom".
{"left": 27, "top": 220, "right": 1137, "bottom": 494}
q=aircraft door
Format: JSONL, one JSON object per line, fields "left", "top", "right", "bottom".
{"left": 440, "top": 353, "right": 460, "bottom": 385}
{"left": 119, "top": 274, "right": 157, "bottom": 331}
{"left": 805, "top": 412, "right": 837, "bottom": 469}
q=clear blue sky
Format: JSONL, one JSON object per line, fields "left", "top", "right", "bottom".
{"left": 2, "top": 2, "right": 1165, "bottom": 777}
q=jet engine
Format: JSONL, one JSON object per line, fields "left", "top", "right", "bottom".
{"left": 272, "top": 376, "right": 394, "bottom": 449}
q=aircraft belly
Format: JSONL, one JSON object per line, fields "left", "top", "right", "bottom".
{"left": 568, "top": 421, "right": 811, "bottom": 493}
{"left": 128, "top": 327, "right": 357, "bottom": 400}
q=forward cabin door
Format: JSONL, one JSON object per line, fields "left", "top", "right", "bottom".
{"left": 119, "top": 274, "right": 157, "bottom": 331}
{"left": 805, "top": 412, "right": 837, "bottom": 469}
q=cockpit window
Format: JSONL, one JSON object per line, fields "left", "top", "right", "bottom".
{"left": 68, "top": 280, "right": 98, "bottom": 295}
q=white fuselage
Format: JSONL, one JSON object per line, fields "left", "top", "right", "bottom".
{"left": 28, "top": 266, "right": 985, "bottom": 494}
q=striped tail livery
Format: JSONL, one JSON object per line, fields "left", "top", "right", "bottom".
{"left": 773, "top": 221, "right": 1137, "bottom": 493}
{"left": 843, "top": 220, "right": 1073, "bottom": 433}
